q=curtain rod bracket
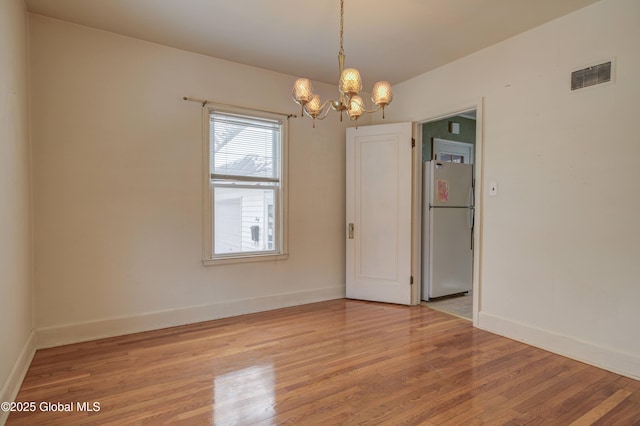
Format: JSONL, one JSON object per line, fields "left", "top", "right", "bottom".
{"left": 182, "top": 96, "right": 208, "bottom": 107}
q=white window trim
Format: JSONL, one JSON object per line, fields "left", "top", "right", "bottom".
{"left": 202, "top": 104, "right": 289, "bottom": 266}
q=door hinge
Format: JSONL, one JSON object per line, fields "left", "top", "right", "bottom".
{"left": 410, "top": 276, "right": 414, "bottom": 285}
{"left": 411, "top": 138, "right": 416, "bottom": 148}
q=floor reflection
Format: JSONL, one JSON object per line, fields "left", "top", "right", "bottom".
{"left": 214, "top": 364, "right": 275, "bottom": 425}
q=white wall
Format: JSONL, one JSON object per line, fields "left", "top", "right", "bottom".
{"left": 0, "top": 0, "right": 34, "bottom": 414}
{"left": 29, "top": 15, "right": 347, "bottom": 345}
{"left": 385, "top": 0, "right": 640, "bottom": 378}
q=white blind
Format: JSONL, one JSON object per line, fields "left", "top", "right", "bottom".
{"left": 210, "top": 112, "right": 281, "bottom": 180}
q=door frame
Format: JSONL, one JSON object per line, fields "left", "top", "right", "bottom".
{"left": 411, "top": 99, "right": 484, "bottom": 326}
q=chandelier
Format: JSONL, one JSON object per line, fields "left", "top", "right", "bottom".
{"left": 292, "top": 0, "right": 393, "bottom": 127}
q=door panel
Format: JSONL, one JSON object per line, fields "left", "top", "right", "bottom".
{"left": 359, "top": 138, "right": 399, "bottom": 280}
{"left": 346, "top": 123, "right": 413, "bottom": 305}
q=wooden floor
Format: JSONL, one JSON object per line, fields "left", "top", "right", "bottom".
{"left": 8, "top": 300, "right": 640, "bottom": 425}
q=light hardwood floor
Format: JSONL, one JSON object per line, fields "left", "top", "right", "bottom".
{"left": 8, "top": 299, "right": 640, "bottom": 425}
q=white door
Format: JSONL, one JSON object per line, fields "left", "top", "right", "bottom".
{"left": 433, "top": 138, "right": 474, "bottom": 164}
{"left": 346, "top": 122, "right": 413, "bottom": 305}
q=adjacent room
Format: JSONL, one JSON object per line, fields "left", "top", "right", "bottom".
{"left": 2, "top": 0, "right": 639, "bottom": 423}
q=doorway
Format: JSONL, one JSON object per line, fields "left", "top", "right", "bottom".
{"left": 418, "top": 110, "right": 478, "bottom": 321}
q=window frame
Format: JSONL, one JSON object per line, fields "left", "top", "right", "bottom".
{"left": 202, "top": 104, "right": 289, "bottom": 265}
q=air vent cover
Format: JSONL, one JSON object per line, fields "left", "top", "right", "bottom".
{"left": 571, "top": 61, "right": 612, "bottom": 90}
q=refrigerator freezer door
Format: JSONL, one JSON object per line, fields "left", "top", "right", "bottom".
{"left": 430, "top": 162, "right": 473, "bottom": 207}
{"left": 428, "top": 208, "right": 473, "bottom": 299}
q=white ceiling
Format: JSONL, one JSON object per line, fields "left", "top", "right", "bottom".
{"left": 25, "top": 0, "right": 601, "bottom": 90}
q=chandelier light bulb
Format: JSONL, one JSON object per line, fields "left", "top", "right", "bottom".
{"left": 305, "top": 94, "right": 323, "bottom": 128}
{"left": 372, "top": 80, "right": 393, "bottom": 119}
{"left": 305, "top": 94, "right": 322, "bottom": 117}
{"left": 339, "top": 68, "right": 363, "bottom": 96}
{"left": 292, "top": 78, "right": 313, "bottom": 102}
{"left": 348, "top": 95, "right": 365, "bottom": 119}
{"left": 292, "top": 78, "right": 314, "bottom": 115}
{"left": 372, "top": 81, "right": 393, "bottom": 106}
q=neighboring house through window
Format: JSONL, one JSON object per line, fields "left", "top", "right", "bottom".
{"left": 203, "top": 105, "right": 288, "bottom": 264}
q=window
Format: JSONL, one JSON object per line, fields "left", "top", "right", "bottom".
{"left": 438, "top": 153, "right": 465, "bottom": 163}
{"left": 203, "top": 106, "right": 288, "bottom": 264}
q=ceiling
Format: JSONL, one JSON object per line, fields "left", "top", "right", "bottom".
{"left": 26, "top": 0, "right": 601, "bottom": 90}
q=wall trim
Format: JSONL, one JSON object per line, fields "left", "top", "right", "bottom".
{"left": 0, "top": 331, "right": 36, "bottom": 425}
{"left": 36, "top": 286, "right": 345, "bottom": 349}
{"left": 478, "top": 311, "right": 640, "bottom": 381}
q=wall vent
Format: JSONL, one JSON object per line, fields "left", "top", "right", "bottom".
{"left": 571, "top": 61, "right": 612, "bottom": 90}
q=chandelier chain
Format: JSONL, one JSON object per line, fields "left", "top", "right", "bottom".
{"left": 339, "top": 0, "right": 344, "bottom": 55}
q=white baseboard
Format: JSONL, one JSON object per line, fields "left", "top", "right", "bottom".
{"left": 0, "top": 331, "right": 36, "bottom": 426}
{"left": 478, "top": 311, "right": 640, "bottom": 381}
{"left": 36, "top": 286, "right": 345, "bottom": 349}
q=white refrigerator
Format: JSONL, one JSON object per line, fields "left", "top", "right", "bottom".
{"left": 422, "top": 161, "right": 474, "bottom": 301}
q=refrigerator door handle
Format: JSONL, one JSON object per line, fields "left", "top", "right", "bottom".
{"left": 469, "top": 179, "right": 475, "bottom": 208}
{"left": 469, "top": 208, "right": 474, "bottom": 250}
{"left": 469, "top": 176, "right": 475, "bottom": 250}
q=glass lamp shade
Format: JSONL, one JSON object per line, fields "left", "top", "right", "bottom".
{"left": 348, "top": 95, "right": 365, "bottom": 119}
{"left": 292, "top": 78, "right": 314, "bottom": 104}
{"left": 372, "top": 81, "right": 393, "bottom": 106}
{"left": 339, "top": 68, "right": 363, "bottom": 96}
{"left": 304, "top": 94, "right": 322, "bottom": 118}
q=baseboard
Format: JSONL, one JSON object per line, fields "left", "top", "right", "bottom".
{"left": 36, "top": 286, "right": 345, "bottom": 349}
{"left": 478, "top": 311, "right": 640, "bottom": 381}
{"left": 0, "top": 330, "right": 36, "bottom": 426}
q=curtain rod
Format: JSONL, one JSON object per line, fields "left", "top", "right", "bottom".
{"left": 182, "top": 96, "right": 297, "bottom": 119}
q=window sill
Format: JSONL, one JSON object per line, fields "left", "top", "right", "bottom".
{"left": 202, "top": 253, "right": 289, "bottom": 266}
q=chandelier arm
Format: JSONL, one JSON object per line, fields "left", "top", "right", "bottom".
{"left": 360, "top": 105, "right": 382, "bottom": 114}
{"left": 308, "top": 108, "right": 331, "bottom": 121}
{"left": 304, "top": 99, "right": 340, "bottom": 120}
{"left": 350, "top": 100, "right": 382, "bottom": 114}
